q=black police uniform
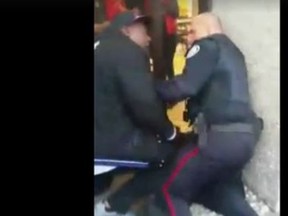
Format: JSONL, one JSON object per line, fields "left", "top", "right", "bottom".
{"left": 151, "top": 34, "right": 262, "bottom": 215}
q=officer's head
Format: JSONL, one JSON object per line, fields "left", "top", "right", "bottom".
{"left": 188, "top": 12, "right": 223, "bottom": 41}
{"left": 111, "top": 11, "right": 151, "bottom": 49}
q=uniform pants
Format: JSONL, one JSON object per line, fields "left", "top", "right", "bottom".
{"left": 107, "top": 131, "right": 257, "bottom": 216}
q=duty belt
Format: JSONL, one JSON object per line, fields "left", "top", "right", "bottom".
{"left": 210, "top": 123, "right": 254, "bottom": 133}
{"left": 194, "top": 113, "right": 262, "bottom": 148}
{"left": 195, "top": 113, "right": 257, "bottom": 134}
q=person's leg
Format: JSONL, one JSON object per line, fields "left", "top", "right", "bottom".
{"left": 105, "top": 143, "right": 179, "bottom": 214}
{"left": 197, "top": 173, "right": 258, "bottom": 216}
{"left": 94, "top": 167, "right": 133, "bottom": 196}
{"left": 151, "top": 193, "right": 192, "bottom": 216}
{"left": 150, "top": 143, "right": 216, "bottom": 216}
{"left": 106, "top": 165, "right": 172, "bottom": 214}
{"left": 140, "top": 143, "right": 205, "bottom": 216}
{"left": 155, "top": 132, "right": 254, "bottom": 215}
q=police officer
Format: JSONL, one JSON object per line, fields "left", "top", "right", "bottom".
{"left": 94, "top": 10, "right": 186, "bottom": 206}
{"left": 152, "top": 13, "right": 263, "bottom": 216}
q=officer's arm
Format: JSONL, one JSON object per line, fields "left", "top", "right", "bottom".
{"left": 156, "top": 39, "right": 219, "bottom": 103}
{"left": 116, "top": 45, "right": 175, "bottom": 140}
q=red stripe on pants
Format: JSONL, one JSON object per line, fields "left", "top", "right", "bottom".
{"left": 162, "top": 147, "right": 200, "bottom": 216}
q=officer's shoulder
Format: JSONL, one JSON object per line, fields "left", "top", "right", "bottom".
{"left": 187, "top": 38, "right": 218, "bottom": 59}
{"left": 194, "top": 38, "right": 218, "bottom": 52}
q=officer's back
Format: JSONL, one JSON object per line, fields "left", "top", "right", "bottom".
{"left": 94, "top": 11, "right": 176, "bottom": 163}
{"left": 195, "top": 33, "right": 254, "bottom": 124}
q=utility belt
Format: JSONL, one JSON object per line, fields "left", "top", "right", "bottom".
{"left": 194, "top": 113, "right": 264, "bottom": 148}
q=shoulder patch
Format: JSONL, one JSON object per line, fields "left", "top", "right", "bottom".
{"left": 186, "top": 44, "right": 200, "bottom": 59}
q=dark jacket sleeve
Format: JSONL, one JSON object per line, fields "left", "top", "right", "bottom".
{"left": 116, "top": 43, "right": 174, "bottom": 139}
{"left": 156, "top": 39, "right": 219, "bottom": 103}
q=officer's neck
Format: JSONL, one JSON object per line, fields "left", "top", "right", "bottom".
{"left": 209, "top": 27, "right": 223, "bottom": 35}
{"left": 199, "top": 32, "right": 224, "bottom": 41}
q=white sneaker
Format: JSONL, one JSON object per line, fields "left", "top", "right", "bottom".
{"left": 94, "top": 202, "right": 136, "bottom": 216}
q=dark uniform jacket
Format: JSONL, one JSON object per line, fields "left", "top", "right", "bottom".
{"left": 94, "top": 29, "right": 174, "bottom": 163}
{"left": 156, "top": 34, "right": 256, "bottom": 124}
